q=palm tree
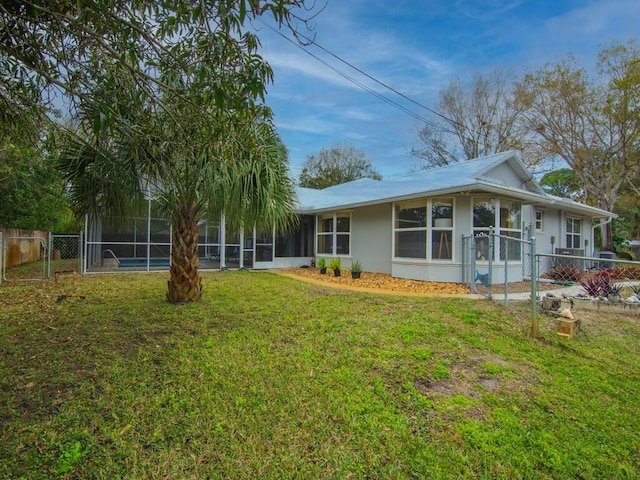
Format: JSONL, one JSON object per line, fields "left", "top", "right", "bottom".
{"left": 58, "top": 103, "right": 296, "bottom": 303}
{"left": 5, "top": 0, "right": 315, "bottom": 303}
{"left": 48, "top": 0, "right": 309, "bottom": 304}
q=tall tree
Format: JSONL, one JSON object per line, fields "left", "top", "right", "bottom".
{"left": 412, "top": 71, "right": 539, "bottom": 168}
{"left": 298, "top": 144, "right": 382, "bottom": 189}
{"left": 539, "top": 168, "right": 584, "bottom": 201}
{"left": 8, "top": 0, "right": 320, "bottom": 303}
{"left": 0, "top": 138, "right": 74, "bottom": 231}
{"left": 1, "top": 1, "right": 315, "bottom": 131}
{"left": 517, "top": 40, "right": 640, "bottom": 251}
{"left": 58, "top": 104, "right": 295, "bottom": 302}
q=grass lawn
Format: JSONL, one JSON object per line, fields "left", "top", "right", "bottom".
{"left": 1, "top": 271, "right": 639, "bottom": 479}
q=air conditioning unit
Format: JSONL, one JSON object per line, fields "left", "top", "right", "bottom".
{"left": 595, "top": 251, "right": 615, "bottom": 269}
{"left": 555, "top": 248, "right": 585, "bottom": 271}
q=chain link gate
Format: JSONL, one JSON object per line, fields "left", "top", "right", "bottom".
{"left": 462, "top": 228, "right": 535, "bottom": 302}
{"left": 463, "top": 229, "right": 539, "bottom": 336}
{"left": 2, "top": 235, "right": 48, "bottom": 281}
{"left": 49, "top": 234, "right": 83, "bottom": 279}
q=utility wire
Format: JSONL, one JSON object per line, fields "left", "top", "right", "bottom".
{"left": 256, "top": 18, "right": 442, "bottom": 129}
{"left": 257, "top": 20, "right": 524, "bottom": 163}
{"left": 288, "top": 27, "right": 457, "bottom": 126}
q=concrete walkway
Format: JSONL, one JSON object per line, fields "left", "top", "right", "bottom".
{"left": 489, "top": 280, "right": 640, "bottom": 302}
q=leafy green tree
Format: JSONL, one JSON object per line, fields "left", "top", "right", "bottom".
{"left": 0, "top": 140, "right": 74, "bottom": 231}
{"left": 298, "top": 144, "right": 382, "bottom": 189}
{"left": 12, "top": 0, "right": 321, "bottom": 303}
{"left": 539, "top": 168, "right": 584, "bottom": 201}
{"left": 518, "top": 40, "right": 640, "bottom": 251}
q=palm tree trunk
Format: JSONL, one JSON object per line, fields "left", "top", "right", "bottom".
{"left": 167, "top": 211, "right": 203, "bottom": 303}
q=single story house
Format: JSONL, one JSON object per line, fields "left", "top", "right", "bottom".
{"left": 84, "top": 151, "right": 613, "bottom": 283}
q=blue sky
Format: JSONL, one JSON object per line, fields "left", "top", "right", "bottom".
{"left": 254, "top": 0, "right": 640, "bottom": 179}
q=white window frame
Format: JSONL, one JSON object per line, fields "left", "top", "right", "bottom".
{"left": 566, "top": 217, "right": 582, "bottom": 249}
{"left": 472, "top": 197, "right": 522, "bottom": 262}
{"left": 499, "top": 199, "right": 522, "bottom": 261}
{"left": 393, "top": 198, "right": 455, "bottom": 262}
{"left": 535, "top": 210, "right": 544, "bottom": 232}
{"left": 316, "top": 212, "right": 351, "bottom": 257}
{"left": 393, "top": 200, "right": 428, "bottom": 261}
{"left": 430, "top": 197, "right": 454, "bottom": 261}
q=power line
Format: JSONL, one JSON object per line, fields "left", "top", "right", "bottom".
{"left": 256, "top": 18, "right": 442, "bottom": 129}
{"left": 288, "top": 27, "right": 456, "bottom": 125}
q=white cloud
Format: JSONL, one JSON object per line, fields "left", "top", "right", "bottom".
{"left": 261, "top": 0, "right": 640, "bottom": 178}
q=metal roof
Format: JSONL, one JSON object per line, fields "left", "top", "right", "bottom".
{"left": 294, "top": 151, "right": 613, "bottom": 218}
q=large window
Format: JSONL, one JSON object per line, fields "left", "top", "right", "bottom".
{"left": 566, "top": 217, "right": 582, "bottom": 249}
{"left": 394, "top": 198, "right": 454, "bottom": 261}
{"left": 499, "top": 200, "right": 522, "bottom": 260}
{"left": 473, "top": 199, "right": 495, "bottom": 261}
{"left": 395, "top": 202, "right": 427, "bottom": 259}
{"left": 431, "top": 198, "right": 453, "bottom": 260}
{"left": 473, "top": 198, "right": 522, "bottom": 261}
{"left": 317, "top": 212, "right": 351, "bottom": 256}
{"left": 276, "top": 215, "right": 314, "bottom": 258}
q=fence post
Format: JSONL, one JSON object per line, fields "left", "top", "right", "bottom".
{"left": 79, "top": 231, "right": 84, "bottom": 275}
{"left": 462, "top": 235, "right": 466, "bottom": 287}
{"left": 471, "top": 236, "right": 477, "bottom": 293}
{"left": 0, "top": 230, "right": 3, "bottom": 284}
{"left": 48, "top": 232, "right": 52, "bottom": 279}
{"left": 530, "top": 236, "right": 538, "bottom": 337}
{"left": 504, "top": 237, "right": 509, "bottom": 308}
{"left": 487, "top": 227, "right": 493, "bottom": 300}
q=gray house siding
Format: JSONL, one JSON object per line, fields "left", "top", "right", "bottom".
{"left": 350, "top": 204, "right": 392, "bottom": 274}
{"left": 83, "top": 151, "right": 613, "bottom": 282}
{"left": 482, "top": 162, "right": 526, "bottom": 189}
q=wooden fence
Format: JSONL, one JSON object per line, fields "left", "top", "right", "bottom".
{"left": 1, "top": 228, "right": 50, "bottom": 269}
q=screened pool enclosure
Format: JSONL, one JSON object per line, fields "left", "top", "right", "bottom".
{"left": 84, "top": 210, "right": 315, "bottom": 273}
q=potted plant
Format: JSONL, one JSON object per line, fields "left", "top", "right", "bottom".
{"left": 317, "top": 257, "right": 327, "bottom": 274}
{"left": 351, "top": 259, "right": 362, "bottom": 279}
{"left": 328, "top": 257, "right": 341, "bottom": 277}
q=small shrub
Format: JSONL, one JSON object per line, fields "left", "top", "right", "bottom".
{"left": 580, "top": 277, "right": 604, "bottom": 297}
{"left": 599, "top": 267, "right": 625, "bottom": 280}
{"left": 548, "top": 266, "right": 582, "bottom": 282}
{"left": 615, "top": 266, "right": 640, "bottom": 280}
{"left": 328, "top": 257, "right": 341, "bottom": 271}
{"left": 317, "top": 257, "right": 326, "bottom": 269}
{"left": 580, "top": 270, "right": 619, "bottom": 297}
{"left": 351, "top": 259, "right": 362, "bottom": 273}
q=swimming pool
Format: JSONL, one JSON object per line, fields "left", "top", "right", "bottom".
{"left": 118, "top": 258, "right": 171, "bottom": 267}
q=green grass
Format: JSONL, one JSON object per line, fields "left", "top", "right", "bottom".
{"left": 1, "top": 271, "right": 639, "bottom": 479}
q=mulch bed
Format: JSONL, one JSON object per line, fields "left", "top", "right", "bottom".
{"left": 278, "top": 268, "right": 568, "bottom": 297}
{"left": 278, "top": 268, "right": 475, "bottom": 296}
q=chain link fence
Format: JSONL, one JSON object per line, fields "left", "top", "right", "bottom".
{"left": 535, "top": 253, "right": 640, "bottom": 300}
{"left": 49, "top": 234, "right": 83, "bottom": 278}
{"left": 2, "top": 234, "right": 48, "bottom": 281}
{"left": 1, "top": 232, "right": 82, "bottom": 283}
{"left": 462, "top": 230, "right": 534, "bottom": 304}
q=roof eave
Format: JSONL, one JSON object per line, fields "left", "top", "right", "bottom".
{"left": 295, "top": 181, "right": 614, "bottom": 219}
